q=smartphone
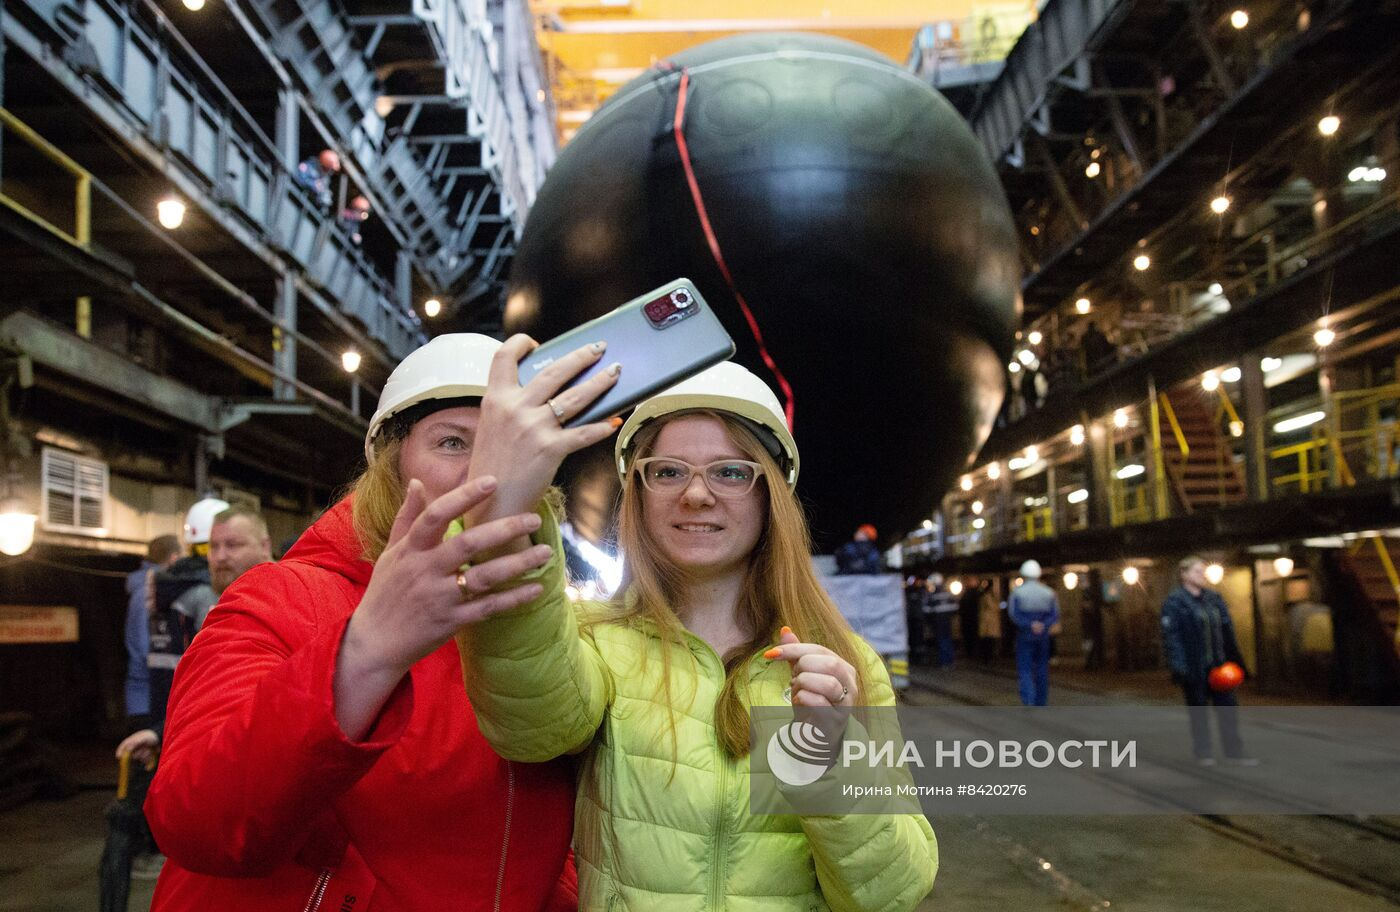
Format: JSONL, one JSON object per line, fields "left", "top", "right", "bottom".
{"left": 518, "top": 279, "right": 736, "bottom": 428}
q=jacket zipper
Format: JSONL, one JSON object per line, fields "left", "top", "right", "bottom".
{"left": 710, "top": 750, "right": 729, "bottom": 909}
{"left": 492, "top": 761, "right": 516, "bottom": 912}
{"left": 302, "top": 868, "right": 332, "bottom": 912}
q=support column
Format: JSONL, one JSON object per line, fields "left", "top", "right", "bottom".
{"left": 1240, "top": 352, "right": 1269, "bottom": 500}
{"left": 396, "top": 250, "right": 412, "bottom": 312}
{"left": 276, "top": 85, "right": 299, "bottom": 172}
{"left": 1147, "top": 376, "right": 1168, "bottom": 520}
{"left": 274, "top": 275, "right": 297, "bottom": 401}
{"left": 1087, "top": 415, "right": 1114, "bottom": 528}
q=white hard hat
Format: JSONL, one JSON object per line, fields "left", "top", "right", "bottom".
{"left": 365, "top": 334, "right": 502, "bottom": 463}
{"left": 184, "top": 497, "right": 231, "bottom": 545}
{"left": 615, "top": 362, "right": 799, "bottom": 488}
{"left": 1019, "top": 559, "right": 1042, "bottom": 580}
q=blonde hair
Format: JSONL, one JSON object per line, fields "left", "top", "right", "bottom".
{"left": 605, "top": 410, "right": 868, "bottom": 759}
{"left": 349, "top": 437, "right": 405, "bottom": 562}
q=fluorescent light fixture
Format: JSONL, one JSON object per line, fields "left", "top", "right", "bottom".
{"left": 1067, "top": 488, "right": 1089, "bottom": 504}
{"left": 1222, "top": 366, "right": 1241, "bottom": 383}
{"left": 1017, "top": 349, "right": 1035, "bottom": 365}
{"left": 1261, "top": 356, "right": 1283, "bottom": 372}
{"left": 1273, "top": 411, "right": 1325, "bottom": 434}
{"left": 1115, "top": 463, "right": 1145, "bottom": 479}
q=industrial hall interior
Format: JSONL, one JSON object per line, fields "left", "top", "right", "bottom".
{"left": 2, "top": 0, "right": 1400, "bottom": 909}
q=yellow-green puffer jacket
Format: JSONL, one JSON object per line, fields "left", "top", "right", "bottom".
{"left": 452, "top": 514, "right": 938, "bottom": 911}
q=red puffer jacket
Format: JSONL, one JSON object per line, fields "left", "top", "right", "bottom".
{"left": 145, "top": 497, "right": 577, "bottom": 911}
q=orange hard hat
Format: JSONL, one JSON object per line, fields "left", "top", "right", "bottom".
{"left": 857, "top": 523, "right": 877, "bottom": 540}
{"left": 318, "top": 149, "right": 342, "bottom": 172}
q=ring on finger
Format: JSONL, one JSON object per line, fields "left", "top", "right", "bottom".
{"left": 547, "top": 397, "right": 567, "bottom": 425}
{"left": 837, "top": 684, "right": 849, "bottom": 703}
{"left": 455, "top": 570, "right": 473, "bottom": 601}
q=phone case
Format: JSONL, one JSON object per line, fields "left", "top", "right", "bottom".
{"left": 518, "top": 278, "right": 736, "bottom": 428}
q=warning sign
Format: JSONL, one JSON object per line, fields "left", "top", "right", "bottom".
{"left": 0, "top": 606, "right": 79, "bottom": 643}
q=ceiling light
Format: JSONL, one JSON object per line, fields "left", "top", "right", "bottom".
{"left": 1317, "top": 115, "right": 1340, "bottom": 136}
{"left": 921, "top": 519, "right": 934, "bottom": 530}
{"left": 1028, "top": 330, "right": 1043, "bottom": 345}
{"left": 1024, "top": 446, "right": 1039, "bottom": 462}
{"left": 972, "top": 517, "right": 986, "bottom": 530}
{"left": 0, "top": 499, "right": 38, "bottom": 556}
{"left": 424, "top": 298, "right": 442, "bottom": 318}
{"left": 1116, "top": 463, "right": 1145, "bottom": 479}
{"left": 1017, "top": 349, "right": 1036, "bottom": 366}
{"left": 1367, "top": 167, "right": 1387, "bottom": 181}
{"left": 1070, "top": 424, "right": 1085, "bottom": 446}
{"left": 1067, "top": 488, "right": 1089, "bottom": 504}
{"left": 1113, "top": 409, "right": 1129, "bottom": 428}
{"left": 1202, "top": 370, "right": 1220, "bottom": 392}
{"left": 971, "top": 500, "right": 984, "bottom": 515}
{"left": 1314, "top": 325, "right": 1335, "bottom": 347}
{"left": 1230, "top": 8, "right": 1249, "bottom": 28}
{"left": 341, "top": 350, "right": 362, "bottom": 373}
{"left": 1063, "top": 571, "right": 1079, "bottom": 590}
{"left": 1085, "top": 161, "right": 1101, "bottom": 178}
{"left": 1122, "top": 566, "right": 1140, "bottom": 585}
{"left": 1209, "top": 282, "right": 1224, "bottom": 295}
{"left": 1222, "top": 366, "right": 1241, "bottom": 383}
{"left": 156, "top": 197, "right": 186, "bottom": 229}
{"left": 1261, "top": 356, "right": 1282, "bottom": 372}
{"left": 1210, "top": 195, "right": 1231, "bottom": 214}
{"left": 1008, "top": 361, "right": 1021, "bottom": 373}
{"left": 960, "top": 475, "right": 973, "bottom": 492}
{"left": 949, "top": 580, "right": 964, "bottom": 596}
{"left": 1229, "top": 420, "right": 1245, "bottom": 437}
{"left": 182, "top": 0, "right": 206, "bottom": 10}
{"left": 1205, "top": 563, "right": 1225, "bottom": 584}
{"left": 1273, "top": 556, "right": 1295, "bottom": 577}
{"left": 1075, "top": 297, "right": 1092, "bottom": 314}
{"left": 1133, "top": 254, "right": 1151, "bottom": 271}
{"left": 1273, "top": 411, "right": 1325, "bottom": 434}
{"left": 987, "top": 462, "right": 1001, "bottom": 480}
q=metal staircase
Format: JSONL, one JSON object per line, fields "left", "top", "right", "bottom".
{"left": 1159, "top": 388, "right": 1247, "bottom": 513}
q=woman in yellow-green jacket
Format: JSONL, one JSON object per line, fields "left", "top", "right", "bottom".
{"left": 454, "top": 342, "right": 937, "bottom": 911}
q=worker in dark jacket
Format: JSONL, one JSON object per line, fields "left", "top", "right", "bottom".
{"left": 1160, "top": 555, "right": 1256, "bottom": 765}
{"left": 835, "top": 523, "right": 883, "bottom": 575}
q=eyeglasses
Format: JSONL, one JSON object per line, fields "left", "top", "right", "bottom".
{"left": 633, "top": 457, "right": 765, "bottom": 497}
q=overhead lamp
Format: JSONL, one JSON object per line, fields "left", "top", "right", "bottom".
{"left": 1261, "top": 356, "right": 1283, "bottom": 372}
{"left": 1230, "top": 8, "right": 1249, "bottom": 28}
{"left": 1210, "top": 195, "right": 1231, "bottom": 214}
{"left": 1209, "top": 282, "right": 1224, "bottom": 295}
{"left": 1314, "top": 325, "right": 1336, "bottom": 347}
{"left": 1317, "top": 115, "right": 1340, "bottom": 136}
{"left": 1063, "top": 571, "right": 1079, "bottom": 590}
{"left": 1205, "top": 563, "right": 1225, "bottom": 585}
{"left": 1067, "top": 488, "right": 1089, "bottom": 504}
{"left": 1222, "top": 366, "right": 1241, "bottom": 383}
{"left": 949, "top": 580, "right": 964, "bottom": 596}
{"left": 1229, "top": 420, "right": 1245, "bottom": 437}
{"left": 1113, "top": 409, "right": 1129, "bottom": 428}
{"left": 1024, "top": 446, "right": 1039, "bottom": 462}
{"left": 156, "top": 197, "right": 186, "bottom": 229}
{"left": 1273, "top": 411, "right": 1325, "bottom": 434}
{"left": 1085, "top": 161, "right": 1101, "bottom": 178}
{"left": 1202, "top": 370, "right": 1220, "bottom": 392}
{"left": 1075, "top": 297, "right": 1092, "bottom": 314}
{"left": 1014, "top": 577, "right": 1024, "bottom": 588}
{"left": 960, "top": 475, "right": 973, "bottom": 492}
{"left": 1273, "top": 556, "right": 1295, "bottom": 577}
{"left": 182, "top": 0, "right": 206, "bottom": 10}
{"left": 1028, "top": 330, "right": 1043, "bottom": 346}
{"left": 972, "top": 517, "right": 986, "bottom": 530}
{"left": 1133, "top": 254, "right": 1151, "bottom": 271}
{"left": 424, "top": 298, "right": 442, "bottom": 318}
{"left": 1122, "top": 566, "right": 1140, "bottom": 585}
{"left": 1116, "top": 463, "right": 1145, "bottom": 480}
{"left": 0, "top": 498, "right": 38, "bottom": 556}
{"left": 921, "top": 519, "right": 934, "bottom": 530}
{"left": 1369, "top": 168, "right": 1387, "bottom": 182}
{"left": 971, "top": 500, "right": 984, "bottom": 515}
{"left": 1017, "top": 349, "right": 1036, "bottom": 366}
{"left": 1008, "top": 361, "right": 1021, "bottom": 373}
{"left": 1030, "top": 225, "right": 1041, "bottom": 236}
{"left": 987, "top": 462, "right": 1001, "bottom": 480}
{"left": 1070, "top": 424, "right": 1085, "bottom": 446}
{"left": 341, "top": 350, "right": 362, "bottom": 373}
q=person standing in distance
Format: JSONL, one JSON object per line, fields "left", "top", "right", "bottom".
{"left": 1009, "top": 560, "right": 1058, "bottom": 705}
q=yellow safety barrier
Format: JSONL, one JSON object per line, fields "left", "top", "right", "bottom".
{"left": 1158, "top": 393, "right": 1189, "bottom": 457}
{"left": 1268, "top": 383, "right": 1400, "bottom": 495}
{"left": 1022, "top": 506, "right": 1054, "bottom": 542}
{"left": 0, "top": 106, "right": 93, "bottom": 249}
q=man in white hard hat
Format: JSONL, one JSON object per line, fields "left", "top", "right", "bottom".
{"left": 1009, "top": 559, "right": 1059, "bottom": 705}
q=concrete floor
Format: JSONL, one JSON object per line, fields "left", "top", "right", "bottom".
{"left": 2, "top": 663, "right": 1397, "bottom": 911}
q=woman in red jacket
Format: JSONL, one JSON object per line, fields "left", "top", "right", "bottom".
{"left": 145, "top": 333, "right": 620, "bottom": 910}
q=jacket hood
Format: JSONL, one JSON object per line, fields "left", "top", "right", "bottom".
{"left": 281, "top": 497, "right": 374, "bottom": 588}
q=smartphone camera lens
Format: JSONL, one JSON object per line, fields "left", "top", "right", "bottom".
{"left": 670, "top": 289, "right": 694, "bottom": 309}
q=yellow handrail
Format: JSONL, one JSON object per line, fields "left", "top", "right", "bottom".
{"left": 0, "top": 106, "right": 93, "bottom": 250}
{"left": 1214, "top": 386, "right": 1242, "bottom": 427}
{"left": 1371, "top": 537, "right": 1400, "bottom": 652}
{"left": 1158, "top": 393, "right": 1189, "bottom": 457}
